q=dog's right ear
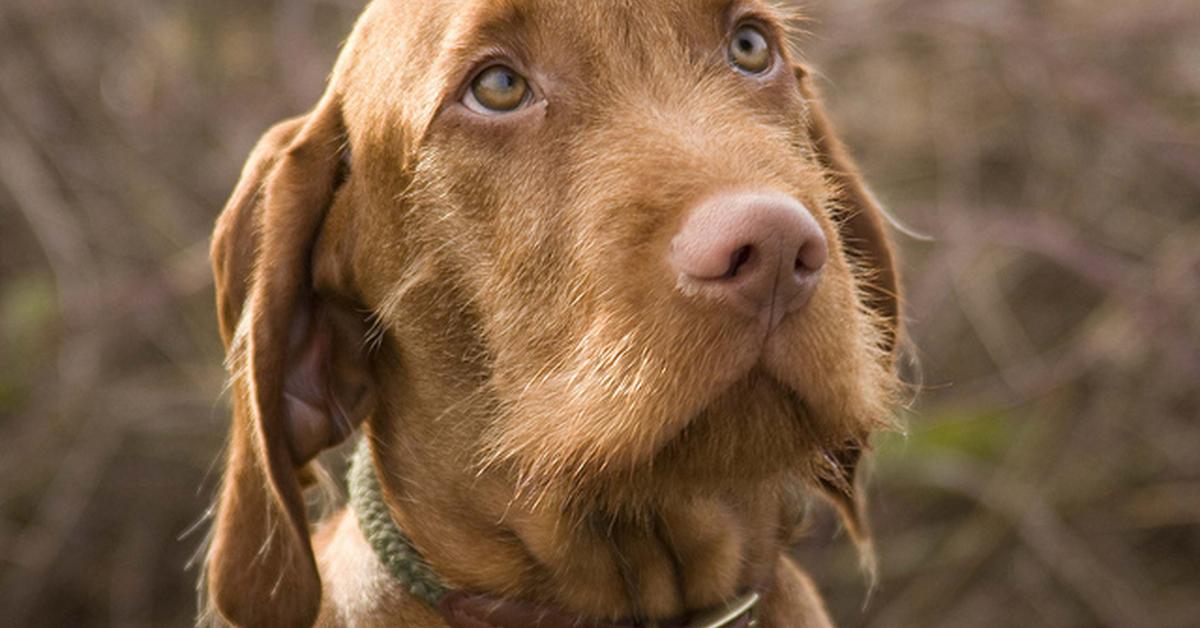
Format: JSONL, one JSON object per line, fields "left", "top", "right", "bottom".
{"left": 206, "top": 93, "right": 374, "bottom": 627}
{"left": 792, "top": 65, "right": 901, "bottom": 578}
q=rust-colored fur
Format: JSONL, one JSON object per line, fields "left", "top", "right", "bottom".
{"left": 205, "top": 1, "right": 901, "bottom": 626}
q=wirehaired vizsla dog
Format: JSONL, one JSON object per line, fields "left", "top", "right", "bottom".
{"left": 204, "top": 1, "right": 902, "bottom": 626}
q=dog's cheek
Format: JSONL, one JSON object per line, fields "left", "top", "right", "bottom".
{"left": 431, "top": 137, "right": 587, "bottom": 375}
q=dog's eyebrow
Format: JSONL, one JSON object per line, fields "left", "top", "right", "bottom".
{"left": 727, "top": 0, "right": 792, "bottom": 28}
{"left": 426, "top": 0, "right": 540, "bottom": 111}
{"left": 441, "top": 0, "right": 534, "bottom": 62}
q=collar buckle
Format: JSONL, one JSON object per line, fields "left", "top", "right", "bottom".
{"left": 683, "top": 592, "right": 760, "bottom": 628}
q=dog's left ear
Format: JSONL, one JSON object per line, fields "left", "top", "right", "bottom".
{"left": 794, "top": 64, "right": 901, "bottom": 561}
{"left": 795, "top": 65, "right": 900, "bottom": 356}
{"left": 206, "top": 92, "right": 374, "bottom": 627}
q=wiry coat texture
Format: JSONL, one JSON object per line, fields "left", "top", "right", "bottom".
{"left": 205, "top": 1, "right": 903, "bottom": 626}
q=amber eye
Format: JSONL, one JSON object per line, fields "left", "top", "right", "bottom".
{"left": 465, "top": 65, "right": 530, "bottom": 114}
{"left": 729, "top": 25, "right": 772, "bottom": 74}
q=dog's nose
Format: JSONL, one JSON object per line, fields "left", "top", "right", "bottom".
{"left": 670, "top": 191, "right": 828, "bottom": 327}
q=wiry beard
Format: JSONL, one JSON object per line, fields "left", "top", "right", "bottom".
{"left": 476, "top": 309, "right": 757, "bottom": 509}
{"left": 474, "top": 296, "right": 898, "bottom": 514}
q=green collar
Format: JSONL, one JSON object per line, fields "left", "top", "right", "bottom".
{"left": 347, "top": 440, "right": 449, "bottom": 607}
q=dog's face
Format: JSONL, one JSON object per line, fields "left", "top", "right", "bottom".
{"left": 344, "top": 0, "right": 897, "bottom": 493}
{"left": 206, "top": 0, "right": 900, "bottom": 625}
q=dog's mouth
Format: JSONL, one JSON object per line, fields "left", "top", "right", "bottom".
{"left": 635, "top": 324, "right": 892, "bottom": 484}
{"left": 553, "top": 367, "right": 822, "bottom": 504}
{"left": 675, "top": 323, "right": 818, "bottom": 414}
{"left": 678, "top": 364, "right": 810, "bottom": 437}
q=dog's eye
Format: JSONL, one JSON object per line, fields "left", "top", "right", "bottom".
{"left": 465, "top": 65, "right": 530, "bottom": 114}
{"left": 729, "top": 25, "right": 773, "bottom": 75}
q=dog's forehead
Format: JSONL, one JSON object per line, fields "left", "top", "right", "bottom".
{"left": 374, "top": 0, "right": 787, "bottom": 56}
{"left": 450, "top": 0, "right": 788, "bottom": 47}
{"left": 444, "top": 0, "right": 732, "bottom": 32}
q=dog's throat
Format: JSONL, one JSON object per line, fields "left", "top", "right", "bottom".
{"left": 347, "top": 441, "right": 762, "bottom": 628}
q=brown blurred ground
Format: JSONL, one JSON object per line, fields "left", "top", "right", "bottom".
{"left": 0, "top": 1, "right": 1196, "bottom": 626}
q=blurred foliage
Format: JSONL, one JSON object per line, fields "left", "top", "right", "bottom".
{"left": 0, "top": 1, "right": 1196, "bottom": 627}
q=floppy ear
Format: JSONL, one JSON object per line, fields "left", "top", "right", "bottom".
{"left": 206, "top": 93, "right": 374, "bottom": 627}
{"left": 795, "top": 65, "right": 900, "bottom": 356}
{"left": 795, "top": 65, "right": 901, "bottom": 566}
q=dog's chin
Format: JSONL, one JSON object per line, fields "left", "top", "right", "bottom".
{"left": 535, "top": 372, "right": 830, "bottom": 515}
{"left": 652, "top": 371, "right": 817, "bottom": 472}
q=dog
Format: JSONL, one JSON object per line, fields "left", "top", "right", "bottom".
{"left": 204, "top": 1, "right": 901, "bottom": 626}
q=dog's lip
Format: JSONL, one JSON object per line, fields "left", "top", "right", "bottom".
{"left": 686, "top": 331, "right": 805, "bottom": 401}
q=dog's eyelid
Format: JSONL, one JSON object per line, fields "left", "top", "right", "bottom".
{"left": 726, "top": 5, "right": 784, "bottom": 37}
{"left": 455, "top": 46, "right": 534, "bottom": 91}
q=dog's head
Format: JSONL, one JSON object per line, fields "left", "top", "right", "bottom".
{"left": 206, "top": 1, "right": 901, "bottom": 625}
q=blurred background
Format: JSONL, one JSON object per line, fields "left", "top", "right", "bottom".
{"left": 0, "top": 0, "right": 1196, "bottom": 626}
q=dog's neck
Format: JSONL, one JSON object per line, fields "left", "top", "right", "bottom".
{"left": 354, "top": 427, "right": 798, "bottom": 624}
{"left": 346, "top": 441, "right": 769, "bottom": 626}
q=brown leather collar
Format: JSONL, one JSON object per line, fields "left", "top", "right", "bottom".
{"left": 438, "top": 591, "right": 760, "bottom": 628}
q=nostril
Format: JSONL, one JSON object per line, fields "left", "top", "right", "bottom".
{"left": 726, "top": 245, "right": 755, "bottom": 279}
{"left": 794, "top": 248, "right": 814, "bottom": 276}
{"left": 794, "top": 241, "right": 828, "bottom": 276}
